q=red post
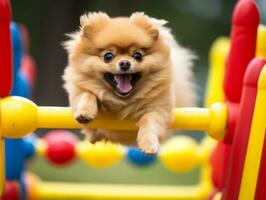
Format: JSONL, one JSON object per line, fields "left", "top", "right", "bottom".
{"left": 210, "top": 0, "right": 261, "bottom": 195}
{"left": 0, "top": 0, "right": 12, "bottom": 98}
{"left": 223, "top": 0, "right": 259, "bottom": 103}
{"left": 222, "top": 58, "right": 266, "bottom": 200}
{"left": 222, "top": 2, "right": 260, "bottom": 198}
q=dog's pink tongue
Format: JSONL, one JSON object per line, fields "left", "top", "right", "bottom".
{"left": 115, "top": 74, "right": 132, "bottom": 94}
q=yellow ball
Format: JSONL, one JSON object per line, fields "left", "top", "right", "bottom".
{"left": 76, "top": 141, "right": 124, "bottom": 169}
{"left": 1, "top": 96, "right": 38, "bottom": 138}
{"left": 159, "top": 136, "right": 198, "bottom": 173}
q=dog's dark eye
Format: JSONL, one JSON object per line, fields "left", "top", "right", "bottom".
{"left": 103, "top": 52, "right": 114, "bottom": 63}
{"left": 133, "top": 52, "right": 142, "bottom": 62}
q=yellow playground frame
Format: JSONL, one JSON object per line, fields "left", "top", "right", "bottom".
{"left": 0, "top": 24, "right": 233, "bottom": 200}
{"left": 0, "top": 34, "right": 230, "bottom": 200}
{"left": 1, "top": 97, "right": 226, "bottom": 200}
{"left": 0, "top": 9, "right": 266, "bottom": 200}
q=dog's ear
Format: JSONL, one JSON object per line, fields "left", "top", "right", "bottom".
{"left": 147, "top": 28, "right": 159, "bottom": 41}
{"left": 130, "top": 12, "right": 159, "bottom": 40}
{"left": 80, "top": 12, "right": 110, "bottom": 38}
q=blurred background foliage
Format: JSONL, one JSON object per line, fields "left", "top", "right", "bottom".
{"left": 10, "top": 0, "right": 266, "bottom": 185}
{"left": 11, "top": 0, "right": 239, "bottom": 106}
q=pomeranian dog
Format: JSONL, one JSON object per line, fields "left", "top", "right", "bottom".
{"left": 63, "top": 12, "right": 196, "bottom": 154}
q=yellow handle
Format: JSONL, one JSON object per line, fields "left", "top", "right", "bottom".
{"left": 0, "top": 96, "right": 227, "bottom": 141}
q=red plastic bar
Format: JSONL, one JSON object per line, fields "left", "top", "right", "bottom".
{"left": 223, "top": 0, "right": 259, "bottom": 103}
{"left": 211, "top": 142, "right": 231, "bottom": 190}
{"left": 222, "top": 58, "right": 266, "bottom": 200}
{"left": 0, "top": 0, "right": 12, "bottom": 98}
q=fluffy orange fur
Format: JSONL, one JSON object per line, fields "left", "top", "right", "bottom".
{"left": 63, "top": 12, "right": 196, "bottom": 154}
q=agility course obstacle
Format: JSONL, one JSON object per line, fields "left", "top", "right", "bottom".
{"left": 1, "top": 0, "right": 266, "bottom": 199}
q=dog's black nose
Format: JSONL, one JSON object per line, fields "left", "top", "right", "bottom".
{"left": 119, "top": 60, "right": 131, "bottom": 71}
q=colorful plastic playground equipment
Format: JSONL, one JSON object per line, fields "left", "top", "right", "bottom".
{"left": 0, "top": 0, "right": 266, "bottom": 199}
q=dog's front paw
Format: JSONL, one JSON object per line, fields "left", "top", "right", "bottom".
{"left": 137, "top": 133, "right": 159, "bottom": 155}
{"left": 75, "top": 112, "right": 95, "bottom": 124}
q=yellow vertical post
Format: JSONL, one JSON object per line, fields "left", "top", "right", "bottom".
{"left": 256, "top": 25, "right": 266, "bottom": 59}
{"left": 0, "top": 98, "right": 5, "bottom": 195}
{"left": 205, "top": 37, "right": 230, "bottom": 107}
{"left": 201, "top": 37, "right": 230, "bottom": 200}
{"left": 239, "top": 66, "right": 266, "bottom": 200}
{"left": 0, "top": 139, "right": 4, "bottom": 195}
{"left": 197, "top": 137, "right": 216, "bottom": 199}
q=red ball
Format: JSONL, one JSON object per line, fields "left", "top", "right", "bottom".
{"left": 0, "top": 181, "right": 20, "bottom": 200}
{"left": 21, "top": 55, "right": 37, "bottom": 87}
{"left": 44, "top": 130, "right": 78, "bottom": 165}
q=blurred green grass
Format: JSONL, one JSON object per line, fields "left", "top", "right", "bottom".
{"left": 29, "top": 158, "right": 200, "bottom": 185}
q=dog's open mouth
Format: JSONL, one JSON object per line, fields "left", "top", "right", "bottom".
{"left": 104, "top": 72, "right": 141, "bottom": 97}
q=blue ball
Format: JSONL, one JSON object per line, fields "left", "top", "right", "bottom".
{"left": 23, "top": 134, "right": 37, "bottom": 160}
{"left": 127, "top": 148, "right": 156, "bottom": 166}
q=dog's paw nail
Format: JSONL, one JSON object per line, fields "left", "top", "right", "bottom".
{"left": 142, "top": 148, "right": 158, "bottom": 156}
{"left": 76, "top": 114, "right": 92, "bottom": 124}
{"left": 142, "top": 150, "right": 157, "bottom": 156}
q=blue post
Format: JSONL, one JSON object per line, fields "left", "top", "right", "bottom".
{"left": 5, "top": 22, "right": 35, "bottom": 200}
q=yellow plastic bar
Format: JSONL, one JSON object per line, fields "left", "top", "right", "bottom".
{"left": 0, "top": 97, "right": 227, "bottom": 141}
{"left": 204, "top": 37, "right": 230, "bottom": 107}
{"left": 0, "top": 97, "right": 4, "bottom": 195}
{"left": 38, "top": 107, "right": 78, "bottom": 129}
{"left": 39, "top": 107, "right": 213, "bottom": 131}
{"left": 198, "top": 137, "right": 216, "bottom": 197}
{"left": 0, "top": 139, "right": 4, "bottom": 195}
{"left": 29, "top": 181, "right": 210, "bottom": 200}
{"left": 38, "top": 106, "right": 136, "bottom": 130}
{"left": 239, "top": 65, "right": 266, "bottom": 199}
{"left": 256, "top": 25, "right": 266, "bottom": 59}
